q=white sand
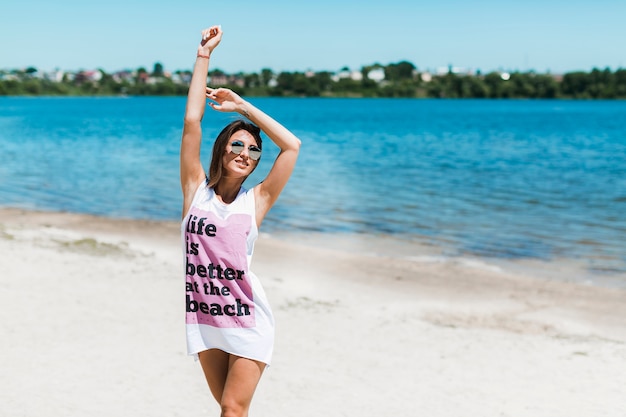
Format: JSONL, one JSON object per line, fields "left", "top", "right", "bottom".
{"left": 1, "top": 208, "right": 625, "bottom": 417}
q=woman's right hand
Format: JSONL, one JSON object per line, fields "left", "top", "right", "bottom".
{"left": 198, "top": 25, "right": 223, "bottom": 56}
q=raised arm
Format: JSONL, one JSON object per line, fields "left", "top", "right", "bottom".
{"left": 207, "top": 88, "right": 301, "bottom": 226}
{"left": 180, "top": 25, "right": 223, "bottom": 216}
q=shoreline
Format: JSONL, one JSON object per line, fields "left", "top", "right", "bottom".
{"left": 3, "top": 205, "right": 624, "bottom": 289}
{"left": 2, "top": 207, "right": 626, "bottom": 416}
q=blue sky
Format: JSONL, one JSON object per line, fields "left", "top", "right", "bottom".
{"left": 1, "top": 0, "right": 624, "bottom": 74}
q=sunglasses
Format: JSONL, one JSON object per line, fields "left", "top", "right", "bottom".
{"left": 230, "top": 140, "right": 262, "bottom": 161}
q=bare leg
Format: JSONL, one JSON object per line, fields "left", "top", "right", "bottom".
{"left": 220, "top": 355, "right": 265, "bottom": 417}
{"left": 198, "top": 349, "right": 266, "bottom": 417}
{"left": 198, "top": 349, "right": 230, "bottom": 403}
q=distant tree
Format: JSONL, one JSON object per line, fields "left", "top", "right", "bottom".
{"left": 384, "top": 61, "right": 416, "bottom": 81}
{"left": 533, "top": 74, "right": 559, "bottom": 98}
{"left": 465, "top": 76, "right": 489, "bottom": 98}
{"left": 293, "top": 72, "right": 317, "bottom": 96}
{"left": 0, "top": 80, "right": 21, "bottom": 95}
{"left": 136, "top": 67, "right": 148, "bottom": 84}
{"left": 482, "top": 72, "right": 496, "bottom": 97}
{"left": 332, "top": 77, "right": 361, "bottom": 96}
{"left": 153, "top": 79, "right": 176, "bottom": 95}
{"left": 153, "top": 62, "right": 164, "bottom": 77}
{"left": 586, "top": 67, "right": 614, "bottom": 98}
{"left": 510, "top": 73, "right": 536, "bottom": 98}
{"left": 561, "top": 71, "right": 590, "bottom": 98}
{"left": 311, "top": 71, "right": 333, "bottom": 94}
{"left": 244, "top": 73, "right": 260, "bottom": 88}
{"left": 435, "top": 72, "right": 461, "bottom": 98}
{"left": 260, "top": 68, "right": 274, "bottom": 86}
{"left": 274, "top": 71, "right": 295, "bottom": 94}
{"left": 4, "top": 60, "right": 626, "bottom": 99}
{"left": 209, "top": 68, "right": 226, "bottom": 76}
{"left": 361, "top": 63, "right": 384, "bottom": 75}
{"left": 44, "top": 79, "right": 70, "bottom": 95}
{"left": 271, "top": 72, "right": 317, "bottom": 96}
{"left": 615, "top": 69, "right": 626, "bottom": 97}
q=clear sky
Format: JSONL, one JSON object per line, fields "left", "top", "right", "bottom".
{"left": 1, "top": 0, "right": 625, "bottom": 75}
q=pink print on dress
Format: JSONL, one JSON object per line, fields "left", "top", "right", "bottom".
{"left": 184, "top": 208, "right": 255, "bottom": 328}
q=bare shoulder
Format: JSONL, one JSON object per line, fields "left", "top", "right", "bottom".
{"left": 182, "top": 176, "right": 206, "bottom": 217}
{"left": 253, "top": 184, "right": 273, "bottom": 226}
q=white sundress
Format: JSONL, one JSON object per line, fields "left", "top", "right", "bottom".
{"left": 181, "top": 180, "right": 275, "bottom": 365}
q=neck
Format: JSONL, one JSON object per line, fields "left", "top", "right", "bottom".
{"left": 213, "top": 180, "right": 243, "bottom": 204}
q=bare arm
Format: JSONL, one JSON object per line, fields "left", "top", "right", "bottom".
{"left": 207, "top": 88, "right": 301, "bottom": 226}
{"left": 180, "top": 25, "right": 223, "bottom": 217}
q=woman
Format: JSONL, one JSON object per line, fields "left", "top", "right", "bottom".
{"left": 180, "top": 25, "right": 300, "bottom": 416}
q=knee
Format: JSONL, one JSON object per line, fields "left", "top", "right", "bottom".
{"left": 220, "top": 401, "right": 247, "bottom": 417}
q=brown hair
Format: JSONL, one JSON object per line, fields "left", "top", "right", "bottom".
{"left": 207, "top": 119, "right": 262, "bottom": 188}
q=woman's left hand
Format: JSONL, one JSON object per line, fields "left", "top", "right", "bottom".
{"left": 206, "top": 87, "right": 246, "bottom": 114}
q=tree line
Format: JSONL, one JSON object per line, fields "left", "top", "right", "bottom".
{"left": 1, "top": 61, "right": 625, "bottom": 99}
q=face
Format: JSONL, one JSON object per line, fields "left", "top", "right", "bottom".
{"left": 222, "top": 130, "right": 261, "bottom": 178}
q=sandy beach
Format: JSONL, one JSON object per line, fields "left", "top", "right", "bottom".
{"left": 1, "top": 207, "right": 625, "bottom": 417}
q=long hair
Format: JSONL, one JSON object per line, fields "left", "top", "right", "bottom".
{"left": 207, "top": 119, "right": 262, "bottom": 188}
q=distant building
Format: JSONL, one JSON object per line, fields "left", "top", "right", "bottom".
{"left": 112, "top": 71, "right": 134, "bottom": 83}
{"left": 74, "top": 70, "right": 103, "bottom": 83}
{"left": 367, "top": 68, "right": 385, "bottom": 82}
{"left": 209, "top": 73, "right": 245, "bottom": 88}
{"left": 210, "top": 73, "right": 228, "bottom": 85}
{"left": 350, "top": 70, "right": 363, "bottom": 81}
{"left": 171, "top": 72, "right": 191, "bottom": 85}
{"left": 43, "top": 70, "right": 65, "bottom": 82}
{"left": 331, "top": 68, "right": 363, "bottom": 82}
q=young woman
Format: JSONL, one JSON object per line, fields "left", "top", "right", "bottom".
{"left": 180, "top": 25, "right": 300, "bottom": 416}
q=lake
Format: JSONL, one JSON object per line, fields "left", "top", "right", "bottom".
{"left": 1, "top": 96, "right": 625, "bottom": 284}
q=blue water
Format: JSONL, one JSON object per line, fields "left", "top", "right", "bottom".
{"left": 1, "top": 97, "right": 625, "bottom": 278}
